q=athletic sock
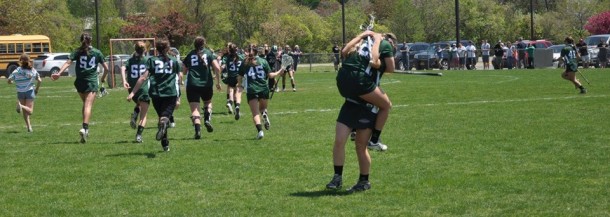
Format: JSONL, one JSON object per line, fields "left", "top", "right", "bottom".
{"left": 256, "top": 124, "right": 263, "bottom": 132}
{"left": 235, "top": 103, "right": 240, "bottom": 108}
{"left": 134, "top": 106, "right": 140, "bottom": 114}
{"left": 228, "top": 100, "right": 233, "bottom": 105}
{"left": 203, "top": 108, "right": 211, "bottom": 122}
{"left": 370, "top": 129, "right": 382, "bottom": 143}
{"left": 137, "top": 125, "right": 144, "bottom": 135}
{"left": 334, "top": 165, "right": 343, "bottom": 176}
{"left": 169, "top": 115, "right": 175, "bottom": 123}
{"left": 195, "top": 124, "right": 201, "bottom": 132}
{"left": 82, "top": 123, "right": 89, "bottom": 130}
{"left": 359, "top": 174, "right": 369, "bottom": 182}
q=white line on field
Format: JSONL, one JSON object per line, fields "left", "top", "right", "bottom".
{"left": 0, "top": 95, "right": 606, "bottom": 129}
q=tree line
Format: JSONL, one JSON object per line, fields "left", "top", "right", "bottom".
{"left": 0, "top": 0, "right": 608, "bottom": 55}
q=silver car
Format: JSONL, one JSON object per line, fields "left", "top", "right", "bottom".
{"left": 33, "top": 53, "right": 71, "bottom": 77}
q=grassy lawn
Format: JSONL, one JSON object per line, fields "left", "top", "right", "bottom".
{"left": 1, "top": 67, "right": 609, "bottom": 216}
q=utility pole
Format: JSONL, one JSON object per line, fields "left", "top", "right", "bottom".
{"left": 530, "top": 0, "right": 535, "bottom": 40}
{"left": 455, "top": 0, "right": 460, "bottom": 43}
{"left": 95, "top": 0, "right": 100, "bottom": 48}
{"left": 341, "top": 0, "right": 346, "bottom": 45}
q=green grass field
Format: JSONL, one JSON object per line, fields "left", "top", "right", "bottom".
{"left": 1, "top": 67, "right": 609, "bottom": 216}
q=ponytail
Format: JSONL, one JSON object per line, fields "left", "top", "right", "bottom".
{"left": 133, "top": 41, "right": 146, "bottom": 61}
{"left": 156, "top": 40, "right": 170, "bottom": 62}
{"left": 194, "top": 36, "right": 207, "bottom": 67}
{"left": 79, "top": 33, "right": 92, "bottom": 56}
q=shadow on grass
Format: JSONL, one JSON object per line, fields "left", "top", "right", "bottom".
{"left": 105, "top": 152, "right": 157, "bottom": 158}
{"left": 289, "top": 189, "right": 352, "bottom": 197}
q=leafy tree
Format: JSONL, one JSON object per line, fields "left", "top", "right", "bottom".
{"left": 584, "top": 10, "right": 610, "bottom": 35}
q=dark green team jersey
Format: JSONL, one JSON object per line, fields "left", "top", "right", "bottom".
{"left": 372, "top": 39, "right": 394, "bottom": 79}
{"left": 221, "top": 54, "right": 245, "bottom": 78}
{"left": 561, "top": 45, "right": 578, "bottom": 65}
{"left": 69, "top": 48, "right": 105, "bottom": 82}
{"left": 146, "top": 55, "right": 181, "bottom": 97}
{"left": 183, "top": 48, "right": 216, "bottom": 88}
{"left": 125, "top": 56, "right": 149, "bottom": 95}
{"left": 238, "top": 56, "right": 272, "bottom": 93}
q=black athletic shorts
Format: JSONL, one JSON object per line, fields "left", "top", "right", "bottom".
{"left": 246, "top": 90, "right": 270, "bottom": 102}
{"left": 151, "top": 96, "right": 177, "bottom": 118}
{"left": 336, "top": 68, "right": 376, "bottom": 99}
{"left": 186, "top": 85, "right": 213, "bottom": 103}
{"left": 336, "top": 100, "right": 377, "bottom": 130}
{"left": 74, "top": 79, "right": 98, "bottom": 93}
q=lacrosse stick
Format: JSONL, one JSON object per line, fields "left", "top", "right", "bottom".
{"left": 270, "top": 54, "right": 294, "bottom": 99}
{"left": 578, "top": 70, "right": 591, "bottom": 85}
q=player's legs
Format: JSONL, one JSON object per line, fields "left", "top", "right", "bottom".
{"left": 79, "top": 92, "right": 96, "bottom": 124}
{"left": 288, "top": 70, "right": 296, "bottom": 91}
{"left": 359, "top": 87, "right": 391, "bottom": 132}
{"left": 202, "top": 99, "right": 213, "bottom": 132}
{"left": 20, "top": 98, "right": 34, "bottom": 131}
{"left": 248, "top": 98, "right": 264, "bottom": 139}
{"left": 234, "top": 85, "right": 243, "bottom": 120}
{"left": 189, "top": 101, "right": 202, "bottom": 138}
{"left": 354, "top": 128, "right": 372, "bottom": 176}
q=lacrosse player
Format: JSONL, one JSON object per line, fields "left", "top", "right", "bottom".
{"left": 182, "top": 36, "right": 222, "bottom": 140}
{"left": 560, "top": 37, "right": 587, "bottom": 94}
{"left": 237, "top": 45, "right": 286, "bottom": 139}
{"left": 121, "top": 41, "right": 150, "bottom": 143}
{"left": 221, "top": 43, "right": 245, "bottom": 120}
{"left": 280, "top": 45, "right": 296, "bottom": 92}
{"left": 127, "top": 40, "right": 181, "bottom": 152}
{"left": 52, "top": 33, "right": 110, "bottom": 143}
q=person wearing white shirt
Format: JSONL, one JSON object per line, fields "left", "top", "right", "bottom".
{"left": 505, "top": 41, "right": 515, "bottom": 69}
{"left": 465, "top": 41, "right": 477, "bottom": 70}
{"left": 481, "top": 40, "right": 491, "bottom": 69}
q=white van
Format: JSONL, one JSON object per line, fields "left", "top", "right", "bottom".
{"left": 584, "top": 34, "right": 610, "bottom": 68}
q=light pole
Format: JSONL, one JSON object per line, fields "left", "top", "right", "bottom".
{"left": 530, "top": 0, "right": 534, "bottom": 40}
{"left": 95, "top": 0, "right": 100, "bottom": 48}
{"left": 341, "top": 0, "right": 346, "bottom": 45}
{"left": 455, "top": 0, "right": 460, "bottom": 43}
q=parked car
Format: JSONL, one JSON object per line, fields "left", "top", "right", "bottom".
{"left": 519, "top": 39, "right": 553, "bottom": 49}
{"left": 413, "top": 43, "right": 450, "bottom": 70}
{"left": 547, "top": 44, "right": 565, "bottom": 68}
{"left": 584, "top": 34, "right": 610, "bottom": 68}
{"left": 33, "top": 53, "right": 71, "bottom": 77}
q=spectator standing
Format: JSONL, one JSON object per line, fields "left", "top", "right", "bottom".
{"left": 493, "top": 40, "right": 504, "bottom": 69}
{"left": 598, "top": 40, "right": 608, "bottom": 68}
{"left": 516, "top": 37, "right": 527, "bottom": 68}
{"left": 525, "top": 43, "right": 535, "bottom": 68}
{"left": 576, "top": 39, "right": 590, "bottom": 68}
{"left": 465, "top": 41, "right": 477, "bottom": 70}
{"left": 399, "top": 41, "right": 409, "bottom": 70}
{"left": 292, "top": 45, "right": 302, "bottom": 72}
{"left": 332, "top": 42, "right": 340, "bottom": 72}
{"left": 481, "top": 40, "right": 491, "bottom": 70}
{"left": 505, "top": 41, "right": 514, "bottom": 69}
{"left": 457, "top": 43, "right": 466, "bottom": 70}
{"left": 448, "top": 44, "right": 458, "bottom": 70}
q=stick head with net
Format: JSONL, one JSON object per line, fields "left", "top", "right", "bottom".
{"left": 281, "top": 54, "right": 293, "bottom": 70}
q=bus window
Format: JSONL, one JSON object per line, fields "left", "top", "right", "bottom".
{"left": 33, "top": 43, "right": 41, "bottom": 52}
{"left": 24, "top": 43, "right": 31, "bottom": 53}
{"left": 8, "top": 44, "right": 15, "bottom": 53}
{"left": 0, "top": 44, "right": 6, "bottom": 53}
{"left": 16, "top": 43, "right": 23, "bottom": 53}
{"left": 43, "top": 43, "right": 50, "bottom": 52}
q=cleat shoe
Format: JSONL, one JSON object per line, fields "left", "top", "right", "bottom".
{"left": 156, "top": 119, "right": 168, "bottom": 141}
{"left": 169, "top": 122, "right": 176, "bottom": 128}
{"left": 27, "top": 126, "right": 33, "bottom": 133}
{"left": 226, "top": 102, "right": 233, "bottom": 114}
{"left": 293, "top": 88, "right": 296, "bottom": 92}
{"left": 161, "top": 139, "right": 170, "bottom": 152}
{"left": 262, "top": 112, "right": 270, "bottom": 130}
{"left": 79, "top": 128, "right": 88, "bottom": 144}
{"left": 580, "top": 87, "right": 587, "bottom": 94}
{"left": 130, "top": 112, "right": 138, "bottom": 129}
{"left": 256, "top": 130, "right": 264, "bottom": 140}
{"left": 204, "top": 120, "right": 214, "bottom": 132}
{"left": 16, "top": 102, "right": 22, "bottom": 113}
{"left": 234, "top": 107, "right": 240, "bottom": 120}
{"left": 347, "top": 180, "right": 371, "bottom": 193}
{"left": 135, "top": 134, "right": 143, "bottom": 143}
{"left": 326, "top": 174, "right": 343, "bottom": 190}
{"left": 194, "top": 130, "right": 201, "bottom": 140}
{"left": 350, "top": 131, "right": 356, "bottom": 141}
{"left": 367, "top": 141, "right": 388, "bottom": 151}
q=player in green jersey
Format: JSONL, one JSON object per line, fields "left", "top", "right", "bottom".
{"left": 237, "top": 45, "right": 286, "bottom": 139}
{"left": 52, "top": 33, "right": 110, "bottom": 143}
{"left": 560, "top": 36, "right": 587, "bottom": 94}
{"left": 128, "top": 40, "right": 181, "bottom": 152}
{"left": 221, "top": 43, "right": 245, "bottom": 120}
{"left": 121, "top": 41, "right": 150, "bottom": 143}
{"left": 182, "top": 36, "right": 222, "bottom": 139}
{"left": 327, "top": 31, "right": 385, "bottom": 193}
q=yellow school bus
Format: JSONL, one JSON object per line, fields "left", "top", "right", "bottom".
{"left": 0, "top": 34, "right": 51, "bottom": 77}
